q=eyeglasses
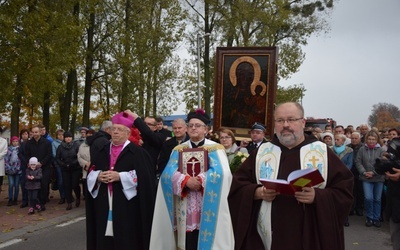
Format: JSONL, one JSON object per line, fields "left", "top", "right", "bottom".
{"left": 274, "top": 117, "right": 303, "bottom": 125}
{"left": 187, "top": 123, "right": 206, "bottom": 129}
{"left": 145, "top": 123, "right": 156, "bottom": 127}
{"left": 220, "top": 136, "right": 232, "bottom": 140}
{"left": 111, "top": 127, "right": 127, "bottom": 132}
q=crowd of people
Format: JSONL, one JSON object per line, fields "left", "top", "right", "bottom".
{"left": 0, "top": 125, "right": 94, "bottom": 213}
{"left": 0, "top": 102, "right": 399, "bottom": 250}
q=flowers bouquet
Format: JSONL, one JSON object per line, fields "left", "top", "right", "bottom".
{"left": 229, "top": 151, "right": 249, "bottom": 174}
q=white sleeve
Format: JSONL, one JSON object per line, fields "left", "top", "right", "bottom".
{"left": 0, "top": 139, "right": 7, "bottom": 160}
{"left": 87, "top": 170, "right": 101, "bottom": 198}
{"left": 119, "top": 170, "right": 138, "bottom": 200}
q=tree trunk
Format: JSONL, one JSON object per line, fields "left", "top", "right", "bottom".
{"left": 203, "top": 2, "right": 211, "bottom": 115}
{"left": 10, "top": 75, "right": 23, "bottom": 136}
{"left": 70, "top": 69, "right": 78, "bottom": 133}
{"left": 120, "top": 0, "right": 132, "bottom": 111}
{"left": 83, "top": 11, "right": 94, "bottom": 127}
{"left": 43, "top": 91, "right": 50, "bottom": 132}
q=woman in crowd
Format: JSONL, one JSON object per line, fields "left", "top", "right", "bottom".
{"left": 345, "top": 127, "right": 354, "bottom": 139}
{"left": 55, "top": 131, "right": 81, "bottom": 210}
{"left": 0, "top": 127, "right": 7, "bottom": 199}
{"left": 355, "top": 130, "right": 386, "bottom": 227}
{"left": 5, "top": 136, "right": 21, "bottom": 206}
{"left": 388, "top": 128, "right": 399, "bottom": 141}
{"left": 321, "top": 132, "right": 334, "bottom": 147}
{"left": 218, "top": 128, "right": 248, "bottom": 163}
{"left": 77, "top": 129, "right": 95, "bottom": 200}
{"left": 52, "top": 129, "right": 66, "bottom": 204}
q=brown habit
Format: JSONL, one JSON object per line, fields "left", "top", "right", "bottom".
{"left": 228, "top": 134, "right": 354, "bottom": 250}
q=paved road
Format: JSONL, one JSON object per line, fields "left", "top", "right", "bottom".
{"left": 0, "top": 209, "right": 394, "bottom": 249}
{"left": 345, "top": 215, "right": 392, "bottom": 249}
{"left": 0, "top": 216, "right": 86, "bottom": 250}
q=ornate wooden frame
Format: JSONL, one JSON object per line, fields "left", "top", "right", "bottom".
{"left": 178, "top": 148, "right": 208, "bottom": 177}
{"left": 213, "top": 47, "right": 278, "bottom": 139}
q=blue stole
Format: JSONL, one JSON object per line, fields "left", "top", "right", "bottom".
{"left": 161, "top": 144, "right": 224, "bottom": 249}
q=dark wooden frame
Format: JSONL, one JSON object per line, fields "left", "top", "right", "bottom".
{"left": 213, "top": 47, "right": 278, "bottom": 139}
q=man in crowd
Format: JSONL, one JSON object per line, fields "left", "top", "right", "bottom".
{"left": 156, "top": 117, "right": 173, "bottom": 138}
{"left": 87, "top": 121, "right": 112, "bottom": 158}
{"left": 25, "top": 125, "right": 53, "bottom": 211}
{"left": 383, "top": 138, "right": 400, "bottom": 249}
{"left": 335, "top": 125, "right": 351, "bottom": 145}
{"left": 150, "top": 109, "right": 234, "bottom": 249}
{"left": 76, "top": 127, "right": 89, "bottom": 145}
{"left": 229, "top": 102, "right": 353, "bottom": 250}
{"left": 349, "top": 131, "right": 364, "bottom": 216}
{"left": 359, "top": 124, "right": 369, "bottom": 143}
{"left": 86, "top": 112, "right": 156, "bottom": 249}
{"left": 38, "top": 124, "right": 54, "bottom": 143}
{"left": 240, "top": 122, "right": 268, "bottom": 154}
{"left": 157, "top": 118, "right": 188, "bottom": 176}
{"left": 325, "top": 124, "right": 333, "bottom": 132}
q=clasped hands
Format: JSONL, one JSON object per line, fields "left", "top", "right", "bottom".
{"left": 254, "top": 186, "right": 315, "bottom": 204}
{"left": 186, "top": 176, "right": 202, "bottom": 191}
{"left": 364, "top": 171, "right": 374, "bottom": 179}
{"left": 98, "top": 170, "right": 120, "bottom": 184}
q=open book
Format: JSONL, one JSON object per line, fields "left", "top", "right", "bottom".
{"left": 259, "top": 168, "right": 324, "bottom": 195}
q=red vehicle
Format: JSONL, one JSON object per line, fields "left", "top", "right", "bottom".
{"left": 305, "top": 117, "right": 337, "bottom": 130}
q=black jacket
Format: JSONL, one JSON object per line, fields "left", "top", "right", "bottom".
{"left": 246, "top": 138, "right": 268, "bottom": 154}
{"left": 56, "top": 141, "right": 80, "bottom": 169}
{"left": 157, "top": 134, "right": 189, "bottom": 175}
{"left": 87, "top": 130, "right": 111, "bottom": 160}
{"left": 158, "top": 128, "right": 173, "bottom": 138}
{"left": 134, "top": 118, "right": 166, "bottom": 173}
{"left": 25, "top": 137, "right": 52, "bottom": 168}
{"left": 384, "top": 156, "right": 400, "bottom": 223}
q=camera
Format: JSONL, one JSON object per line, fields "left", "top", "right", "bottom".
{"left": 374, "top": 137, "right": 400, "bottom": 175}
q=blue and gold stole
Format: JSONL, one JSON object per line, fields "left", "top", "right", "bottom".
{"left": 161, "top": 143, "right": 225, "bottom": 249}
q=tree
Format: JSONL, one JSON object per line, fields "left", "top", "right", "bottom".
{"left": 182, "top": 0, "right": 335, "bottom": 116}
{"left": 369, "top": 103, "right": 400, "bottom": 130}
{"left": 276, "top": 84, "right": 306, "bottom": 104}
{"left": 0, "top": 0, "right": 82, "bottom": 135}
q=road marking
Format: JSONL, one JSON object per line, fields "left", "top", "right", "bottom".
{"left": 0, "top": 239, "right": 23, "bottom": 249}
{"left": 56, "top": 216, "right": 86, "bottom": 227}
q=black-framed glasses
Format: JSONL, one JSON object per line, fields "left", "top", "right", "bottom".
{"left": 274, "top": 117, "right": 303, "bottom": 125}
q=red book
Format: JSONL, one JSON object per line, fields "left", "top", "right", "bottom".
{"left": 178, "top": 148, "right": 208, "bottom": 177}
{"left": 259, "top": 168, "right": 324, "bottom": 195}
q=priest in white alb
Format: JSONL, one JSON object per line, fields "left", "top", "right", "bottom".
{"left": 150, "top": 109, "right": 234, "bottom": 250}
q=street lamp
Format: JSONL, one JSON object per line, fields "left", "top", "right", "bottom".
{"left": 197, "top": 33, "right": 210, "bottom": 109}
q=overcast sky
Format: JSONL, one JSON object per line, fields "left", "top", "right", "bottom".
{"left": 175, "top": 0, "right": 400, "bottom": 128}
{"left": 280, "top": 0, "right": 400, "bottom": 127}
